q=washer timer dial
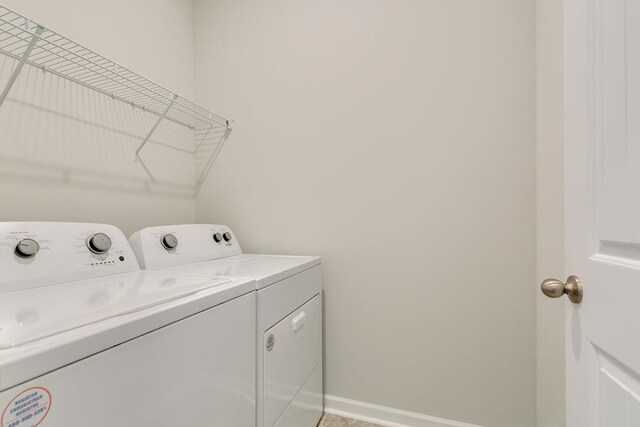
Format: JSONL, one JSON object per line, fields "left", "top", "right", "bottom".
{"left": 87, "top": 233, "right": 112, "bottom": 254}
{"left": 15, "top": 238, "right": 40, "bottom": 258}
{"left": 161, "top": 234, "right": 178, "bottom": 250}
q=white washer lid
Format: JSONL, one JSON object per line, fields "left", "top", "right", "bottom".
{"left": 0, "top": 271, "right": 230, "bottom": 349}
{"left": 160, "top": 254, "right": 321, "bottom": 289}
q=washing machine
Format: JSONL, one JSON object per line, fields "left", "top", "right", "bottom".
{"left": 0, "top": 222, "right": 256, "bottom": 427}
{"left": 129, "top": 224, "right": 323, "bottom": 427}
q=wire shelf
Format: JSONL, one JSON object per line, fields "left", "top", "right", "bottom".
{"left": 0, "top": 4, "right": 232, "bottom": 190}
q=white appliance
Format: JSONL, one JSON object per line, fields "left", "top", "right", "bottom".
{"left": 0, "top": 222, "right": 256, "bottom": 427}
{"left": 129, "top": 224, "right": 323, "bottom": 427}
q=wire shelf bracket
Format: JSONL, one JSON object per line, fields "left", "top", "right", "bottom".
{"left": 0, "top": 21, "right": 42, "bottom": 107}
{"left": 195, "top": 124, "right": 232, "bottom": 191}
{"left": 135, "top": 93, "right": 178, "bottom": 182}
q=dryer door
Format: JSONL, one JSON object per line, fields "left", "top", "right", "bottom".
{"left": 263, "top": 295, "right": 321, "bottom": 427}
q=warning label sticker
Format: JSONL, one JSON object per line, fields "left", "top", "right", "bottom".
{"left": 1, "top": 387, "right": 51, "bottom": 427}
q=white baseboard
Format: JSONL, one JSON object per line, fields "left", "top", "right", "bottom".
{"left": 323, "top": 395, "right": 483, "bottom": 427}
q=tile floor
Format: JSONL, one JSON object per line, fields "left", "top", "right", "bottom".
{"left": 318, "top": 414, "right": 382, "bottom": 427}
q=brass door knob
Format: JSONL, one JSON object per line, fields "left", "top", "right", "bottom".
{"left": 541, "top": 275, "right": 583, "bottom": 304}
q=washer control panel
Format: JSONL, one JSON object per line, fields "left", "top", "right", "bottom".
{"left": 0, "top": 222, "right": 140, "bottom": 294}
{"left": 129, "top": 224, "right": 242, "bottom": 270}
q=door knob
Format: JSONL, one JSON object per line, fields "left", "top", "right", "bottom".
{"left": 541, "top": 275, "right": 583, "bottom": 304}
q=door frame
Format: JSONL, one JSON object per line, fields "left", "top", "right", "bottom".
{"left": 564, "top": 0, "right": 593, "bottom": 424}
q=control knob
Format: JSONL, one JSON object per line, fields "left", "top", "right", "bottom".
{"left": 223, "top": 232, "right": 232, "bottom": 242}
{"left": 87, "top": 233, "right": 112, "bottom": 254}
{"left": 161, "top": 234, "right": 178, "bottom": 250}
{"left": 15, "top": 238, "right": 40, "bottom": 258}
{"left": 213, "top": 233, "right": 222, "bottom": 243}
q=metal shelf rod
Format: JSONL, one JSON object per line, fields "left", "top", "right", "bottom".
{"left": 0, "top": 47, "right": 195, "bottom": 129}
{"left": 0, "top": 15, "right": 228, "bottom": 127}
{"left": 0, "top": 3, "right": 233, "bottom": 192}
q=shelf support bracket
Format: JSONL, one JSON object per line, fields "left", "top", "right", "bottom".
{"left": 195, "top": 124, "right": 233, "bottom": 192}
{"left": 136, "top": 94, "right": 178, "bottom": 157}
{"left": 0, "top": 25, "right": 44, "bottom": 108}
{"left": 135, "top": 94, "right": 178, "bottom": 181}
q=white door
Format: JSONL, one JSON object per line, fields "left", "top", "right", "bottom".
{"left": 559, "top": 0, "right": 640, "bottom": 425}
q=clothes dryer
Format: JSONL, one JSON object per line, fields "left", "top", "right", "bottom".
{"left": 130, "top": 224, "right": 323, "bottom": 427}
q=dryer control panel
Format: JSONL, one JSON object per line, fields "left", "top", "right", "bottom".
{"left": 129, "top": 224, "right": 242, "bottom": 270}
{"left": 0, "top": 222, "right": 140, "bottom": 294}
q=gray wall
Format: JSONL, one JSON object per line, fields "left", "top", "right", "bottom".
{"left": 194, "top": 1, "right": 537, "bottom": 426}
